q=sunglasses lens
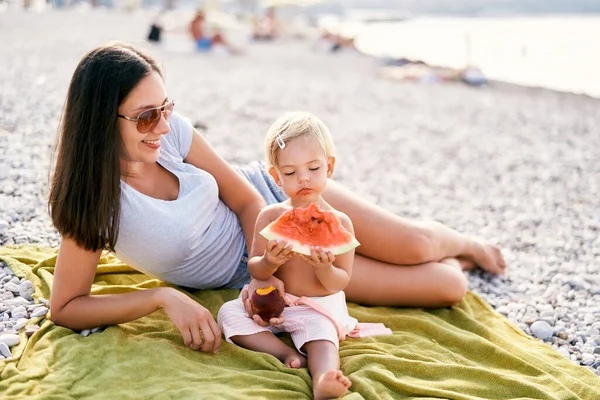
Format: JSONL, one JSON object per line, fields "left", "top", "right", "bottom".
{"left": 134, "top": 100, "right": 174, "bottom": 133}
{"left": 136, "top": 109, "right": 160, "bottom": 133}
{"left": 163, "top": 101, "right": 174, "bottom": 121}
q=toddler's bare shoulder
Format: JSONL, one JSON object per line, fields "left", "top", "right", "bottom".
{"left": 261, "top": 203, "right": 292, "bottom": 220}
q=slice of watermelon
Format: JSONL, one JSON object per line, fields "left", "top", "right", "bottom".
{"left": 259, "top": 203, "right": 360, "bottom": 256}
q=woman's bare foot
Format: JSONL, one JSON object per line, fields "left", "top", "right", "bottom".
{"left": 313, "top": 369, "right": 351, "bottom": 400}
{"left": 466, "top": 238, "right": 507, "bottom": 275}
{"left": 283, "top": 351, "right": 306, "bottom": 368}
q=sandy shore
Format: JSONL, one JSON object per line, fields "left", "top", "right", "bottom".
{"left": 0, "top": 8, "right": 599, "bottom": 373}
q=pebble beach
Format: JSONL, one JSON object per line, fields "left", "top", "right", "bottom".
{"left": 0, "top": 8, "right": 599, "bottom": 375}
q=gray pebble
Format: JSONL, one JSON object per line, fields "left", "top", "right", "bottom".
{"left": 10, "top": 305, "right": 27, "bottom": 320}
{"left": 531, "top": 320, "right": 554, "bottom": 340}
{"left": 18, "top": 281, "right": 35, "bottom": 301}
{"left": 0, "top": 342, "right": 11, "bottom": 358}
{"left": 4, "top": 282, "right": 20, "bottom": 293}
{"left": 30, "top": 307, "right": 48, "bottom": 318}
{"left": 25, "top": 325, "right": 40, "bottom": 337}
{"left": 14, "top": 318, "right": 28, "bottom": 330}
{"left": 557, "top": 348, "right": 571, "bottom": 359}
{"left": 0, "top": 333, "right": 20, "bottom": 347}
{"left": 496, "top": 306, "right": 510, "bottom": 315}
{"left": 1, "top": 291, "right": 14, "bottom": 300}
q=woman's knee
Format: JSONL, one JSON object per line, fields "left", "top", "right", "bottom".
{"left": 435, "top": 268, "right": 469, "bottom": 307}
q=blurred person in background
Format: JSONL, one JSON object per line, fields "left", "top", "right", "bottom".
{"left": 189, "top": 10, "right": 242, "bottom": 55}
{"left": 253, "top": 7, "right": 279, "bottom": 41}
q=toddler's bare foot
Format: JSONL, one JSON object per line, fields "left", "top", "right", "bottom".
{"left": 283, "top": 352, "right": 306, "bottom": 368}
{"left": 313, "top": 369, "right": 351, "bottom": 400}
{"left": 467, "top": 238, "right": 507, "bottom": 275}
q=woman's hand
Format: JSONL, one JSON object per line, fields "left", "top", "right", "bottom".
{"left": 156, "top": 287, "right": 222, "bottom": 353}
{"left": 241, "top": 276, "right": 287, "bottom": 326}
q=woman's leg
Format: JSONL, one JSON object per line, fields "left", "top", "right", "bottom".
{"left": 323, "top": 180, "right": 506, "bottom": 274}
{"left": 344, "top": 254, "right": 469, "bottom": 307}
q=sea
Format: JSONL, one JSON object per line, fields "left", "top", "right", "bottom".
{"left": 7, "top": 0, "right": 600, "bottom": 98}
{"left": 353, "top": 16, "right": 600, "bottom": 98}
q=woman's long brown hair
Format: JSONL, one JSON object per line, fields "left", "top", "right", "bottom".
{"left": 49, "top": 42, "right": 163, "bottom": 252}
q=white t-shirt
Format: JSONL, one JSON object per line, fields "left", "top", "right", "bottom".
{"left": 114, "top": 113, "right": 246, "bottom": 289}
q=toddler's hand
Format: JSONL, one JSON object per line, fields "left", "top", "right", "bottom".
{"left": 242, "top": 277, "right": 288, "bottom": 327}
{"left": 264, "top": 240, "right": 294, "bottom": 267}
{"left": 300, "top": 247, "right": 335, "bottom": 271}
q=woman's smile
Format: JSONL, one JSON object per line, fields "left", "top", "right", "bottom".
{"left": 141, "top": 138, "right": 161, "bottom": 149}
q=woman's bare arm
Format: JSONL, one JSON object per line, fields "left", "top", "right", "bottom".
{"left": 50, "top": 237, "right": 166, "bottom": 329}
{"left": 184, "top": 129, "right": 266, "bottom": 250}
{"left": 50, "top": 237, "right": 221, "bottom": 352}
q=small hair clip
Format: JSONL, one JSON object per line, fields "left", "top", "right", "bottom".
{"left": 276, "top": 134, "right": 286, "bottom": 150}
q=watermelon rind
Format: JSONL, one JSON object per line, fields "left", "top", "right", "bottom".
{"left": 260, "top": 225, "right": 360, "bottom": 256}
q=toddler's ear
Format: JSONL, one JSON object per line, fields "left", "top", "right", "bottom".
{"left": 327, "top": 157, "right": 336, "bottom": 178}
{"left": 268, "top": 167, "right": 282, "bottom": 186}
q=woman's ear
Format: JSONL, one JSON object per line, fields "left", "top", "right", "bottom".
{"left": 326, "top": 157, "right": 336, "bottom": 178}
{"left": 268, "top": 167, "right": 282, "bottom": 186}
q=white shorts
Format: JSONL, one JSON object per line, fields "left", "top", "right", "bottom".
{"left": 218, "top": 291, "right": 358, "bottom": 355}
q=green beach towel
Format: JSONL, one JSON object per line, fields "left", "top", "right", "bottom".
{"left": 1, "top": 245, "right": 599, "bottom": 399}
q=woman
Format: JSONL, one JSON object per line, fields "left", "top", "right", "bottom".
{"left": 48, "top": 42, "right": 506, "bottom": 354}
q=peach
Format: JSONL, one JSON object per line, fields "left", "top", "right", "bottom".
{"left": 250, "top": 285, "right": 286, "bottom": 322}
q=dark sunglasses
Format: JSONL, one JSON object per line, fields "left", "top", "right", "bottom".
{"left": 118, "top": 99, "right": 175, "bottom": 133}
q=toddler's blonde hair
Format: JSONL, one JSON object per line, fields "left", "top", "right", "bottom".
{"left": 264, "top": 111, "right": 335, "bottom": 169}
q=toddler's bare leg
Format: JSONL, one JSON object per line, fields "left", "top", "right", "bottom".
{"left": 231, "top": 332, "right": 306, "bottom": 368}
{"left": 303, "top": 340, "right": 351, "bottom": 400}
